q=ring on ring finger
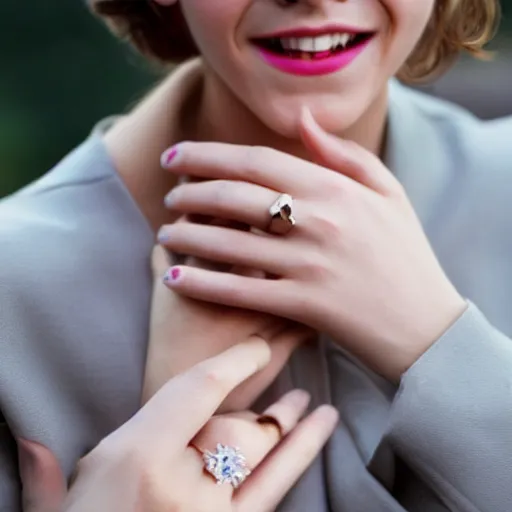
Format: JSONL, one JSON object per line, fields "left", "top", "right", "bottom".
{"left": 189, "top": 389, "right": 311, "bottom": 489}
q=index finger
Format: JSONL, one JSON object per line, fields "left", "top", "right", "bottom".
{"left": 141, "top": 336, "right": 272, "bottom": 446}
{"left": 161, "top": 142, "right": 337, "bottom": 196}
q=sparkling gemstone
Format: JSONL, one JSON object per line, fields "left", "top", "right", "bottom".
{"left": 203, "top": 444, "right": 251, "bottom": 488}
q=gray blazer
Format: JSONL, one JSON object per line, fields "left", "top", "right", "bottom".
{"left": 1, "top": 81, "right": 512, "bottom": 511}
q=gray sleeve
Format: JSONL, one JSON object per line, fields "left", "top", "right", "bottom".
{"left": 0, "top": 421, "right": 21, "bottom": 511}
{"left": 385, "top": 302, "right": 512, "bottom": 512}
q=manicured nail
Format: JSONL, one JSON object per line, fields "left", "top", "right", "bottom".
{"left": 163, "top": 267, "right": 181, "bottom": 283}
{"left": 161, "top": 146, "right": 179, "bottom": 168}
{"left": 164, "top": 191, "right": 175, "bottom": 208}
{"left": 157, "top": 228, "right": 170, "bottom": 244}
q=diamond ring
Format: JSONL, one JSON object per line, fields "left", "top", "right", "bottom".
{"left": 192, "top": 443, "right": 251, "bottom": 489}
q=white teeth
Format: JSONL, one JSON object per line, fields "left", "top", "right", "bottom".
{"left": 339, "top": 33, "right": 351, "bottom": 47}
{"left": 313, "top": 34, "right": 334, "bottom": 52}
{"left": 298, "top": 37, "right": 315, "bottom": 52}
{"left": 279, "top": 33, "right": 355, "bottom": 53}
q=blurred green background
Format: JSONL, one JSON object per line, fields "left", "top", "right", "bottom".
{"left": 1, "top": 2, "right": 511, "bottom": 198}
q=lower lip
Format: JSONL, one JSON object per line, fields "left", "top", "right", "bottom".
{"left": 256, "top": 38, "right": 372, "bottom": 77}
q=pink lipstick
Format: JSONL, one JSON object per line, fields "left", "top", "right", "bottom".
{"left": 252, "top": 25, "right": 374, "bottom": 77}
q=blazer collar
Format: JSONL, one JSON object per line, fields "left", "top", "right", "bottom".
{"left": 385, "top": 81, "right": 453, "bottom": 233}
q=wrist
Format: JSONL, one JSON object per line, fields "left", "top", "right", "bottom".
{"left": 392, "top": 291, "right": 468, "bottom": 381}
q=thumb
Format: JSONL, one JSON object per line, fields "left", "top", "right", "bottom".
{"left": 299, "top": 106, "right": 392, "bottom": 194}
{"left": 17, "top": 438, "right": 67, "bottom": 512}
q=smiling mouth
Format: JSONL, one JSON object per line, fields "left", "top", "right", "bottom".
{"left": 252, "top": 32, "right": 374, "bottom": 60}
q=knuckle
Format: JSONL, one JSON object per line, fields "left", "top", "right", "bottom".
{"left": 309, "top": 212, "right": 343, "bottom": 245}
{"left": 195, "top": 362, "right": 230, "bottom": 395}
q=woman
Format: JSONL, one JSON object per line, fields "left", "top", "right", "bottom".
{"left": 0, "top": 0, "right": 510, "bottom": 510}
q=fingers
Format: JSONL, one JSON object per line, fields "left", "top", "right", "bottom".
{"left": 234, "top": 405, "right": 339, "bottom": 511}
{"left": 142, "top": 337, "right": 272, "bottom": 446}
{"left": 159, "top": 223, "right": 293, "bottom": 276}
{"left": 161, "top": 141, "right": 329, "bottom": 196}
{"left": 299, "top": 107, "right": 398, "bottom": 196}
{"left": 17, "top": 438, "right": 67, "bottom": 512}
{"left": 163, "top": 265, "right": 298, "bottom": 321}
{"left": 220, "top": 326, "right": 314, "bottom": 412}
{"left": 165, "top": 180, "right": 278, "bottom": 231}
{"left": 193, "top": 389, "right": 311, "bottom": 471}
{"left": 258, "top": 388, "right": 311, "bottom": 437}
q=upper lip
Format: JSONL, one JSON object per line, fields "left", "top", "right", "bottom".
{"left": 253, "top": 23, "right": 374, "bottom": 39}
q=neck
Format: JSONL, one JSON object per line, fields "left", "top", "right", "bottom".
{"left": 104, "top": 59, "right": 388, "bottom": 232}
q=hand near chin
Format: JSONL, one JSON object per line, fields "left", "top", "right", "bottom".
{"left": 142, "top": 244, "right": 313, "bottom": 409}
{"left": 157, "top": 108, "right": 468, "bottom": 382}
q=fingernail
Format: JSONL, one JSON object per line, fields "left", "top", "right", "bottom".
{"left": 161, "top": 145, "right": 179, "bottom": 168}
{"left": 164, "top": 191, "right": 175, "bottom": 208}
{"left": 163, "top": 267, "right": 181, "bottom": 283}
{"left": 286, "top": 389, "right": 311, "bottom": 407}
{"left": 157, "top": 228, "right": 170, "bottom": 244}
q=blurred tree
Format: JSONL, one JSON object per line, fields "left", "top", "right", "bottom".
{"left": 0, "top": 2, "right": 157, "bottom": 197}
{"left": 0, "top": 1, "right": 511, "bottom": 198}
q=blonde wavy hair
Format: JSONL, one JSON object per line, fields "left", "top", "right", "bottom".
{"left": 91, "top": 0, "right": 501, "bottom": 83}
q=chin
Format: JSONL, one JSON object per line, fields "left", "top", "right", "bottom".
{"left": 258, "top": 93, "right": 367, "bottom": 140}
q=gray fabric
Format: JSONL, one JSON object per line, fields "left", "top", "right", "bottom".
{"left": 1, "top": 80, "right": 512, "bottom": 511}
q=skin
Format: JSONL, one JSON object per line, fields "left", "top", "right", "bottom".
{"left": 142, "top": 0, "right": 464, "bottom": 381}
{"left": 29, "top": 0, "right": 468, "bottom": 507}
{"left": 175, "top": 0, "right": 434, "bottom": 143}
{"left": 19, "top": 342, "right": 338, "bottom": 511}
{"left": 159, "top": 110, "right": 467, "bottom": 381}
{"left": 114, "top": 0, "right": 444, "bottom": 408}
{"left": 143, "top": 246, "right": 314, "bottom": 410}
{"left": 18, "top": 248, "right": 337, "bottom": 511}
{"left": 104, "top": 0, "right": 438, "bottom": 229}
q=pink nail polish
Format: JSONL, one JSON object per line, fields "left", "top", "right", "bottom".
{"left": 161, "top": 146, "right": 179, "bottom": 168}
{"left": 164, "top": 267, "right": 181, "bottom": 283}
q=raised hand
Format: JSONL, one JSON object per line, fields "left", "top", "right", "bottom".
{"left": 158, "top": 108, "right": 467, "bottom": 381}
